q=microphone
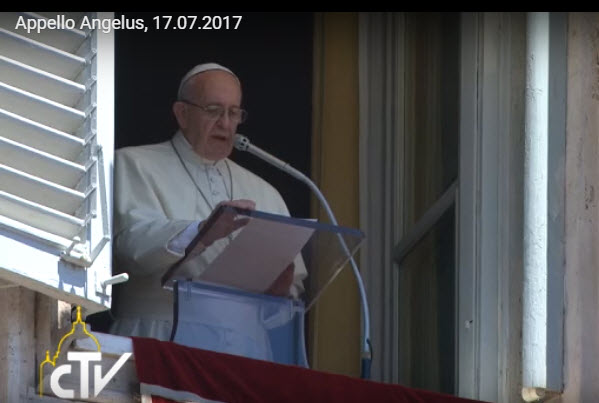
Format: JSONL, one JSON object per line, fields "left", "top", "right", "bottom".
{"left": 234, "top": 133, "right": 372, "bottom": 379}
{"left": 234, "top": 134, "right": 308, "bottom": 183}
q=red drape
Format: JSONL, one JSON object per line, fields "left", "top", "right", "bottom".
{"left": 132, "top": 336, "right": 489, "bottom": 403}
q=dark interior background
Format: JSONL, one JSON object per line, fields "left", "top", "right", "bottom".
{"left": 115, "top": 11, "right": 313, "bottom": 218}
{"left": 89, "top": 12, "right": 313, "bottom": 330}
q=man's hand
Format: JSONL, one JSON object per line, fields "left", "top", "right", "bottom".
{"left": 200, "top": 199, "right": 255, "bottom": 246}
{"left": 265, "top": 263, "right": 294, "bottom": 297}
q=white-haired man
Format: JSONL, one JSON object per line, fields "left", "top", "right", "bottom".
{"left": 110, "top": 63, "right": 306, "bottom": 342}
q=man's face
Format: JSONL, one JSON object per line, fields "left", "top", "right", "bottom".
{"left": 175, "top": 70, "right": 243, "bottom": 160}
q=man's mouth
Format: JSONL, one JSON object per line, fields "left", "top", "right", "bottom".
{"left": 211, "top": 134, "right": 229, "bottom": 141}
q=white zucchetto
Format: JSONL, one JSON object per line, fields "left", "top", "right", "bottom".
{"left": 177, "top": 63, "right": 240, "bottom": 99}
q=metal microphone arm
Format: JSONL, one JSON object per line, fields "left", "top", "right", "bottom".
{"left": 235, "top": 134, "right": 372, "bottom": 379}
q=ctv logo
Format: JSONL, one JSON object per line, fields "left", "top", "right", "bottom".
{"left": 39, "top": 306, "right": 132, "bottom": 399}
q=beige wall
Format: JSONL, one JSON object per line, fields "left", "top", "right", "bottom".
{"left": 560, "top": 12, "right": 599, "bottom": 403}
{"left": 308, "top": 12, "right": 361, "bottom": 376}
{"left": 0, "top": 289, "right": 70, "bottom": 401}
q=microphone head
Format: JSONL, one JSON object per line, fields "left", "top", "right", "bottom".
{"left": 234, "top": 133, "right": 250, "bottom": 151}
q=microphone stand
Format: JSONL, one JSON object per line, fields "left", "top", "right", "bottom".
{"left": 235, "top": 134, "right": 372, "bottom": 379}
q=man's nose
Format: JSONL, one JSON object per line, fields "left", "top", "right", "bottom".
{"left": 216, "top": 111, "right": 233, "bottom": 128}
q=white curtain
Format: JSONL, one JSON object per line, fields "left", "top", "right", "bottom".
{"left": 358, "top": 12, "right": 404, "bottom": 383}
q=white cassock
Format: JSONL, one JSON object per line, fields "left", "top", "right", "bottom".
{"left": 110, "top": 131, "right": 307, "bottom": 355}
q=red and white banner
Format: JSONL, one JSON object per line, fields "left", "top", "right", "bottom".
{"left": 132, "top": 336, "right": 488, "bottom": 403}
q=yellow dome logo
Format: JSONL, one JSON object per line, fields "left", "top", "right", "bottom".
{"left": 39, "top": 306, "right": 131, "bottom": 399}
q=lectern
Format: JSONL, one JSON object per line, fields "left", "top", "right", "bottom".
{"left": 161, "top": 205, "right": 364, "bottom": 366}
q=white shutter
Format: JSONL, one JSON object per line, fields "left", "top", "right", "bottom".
{"left": 0, "top": 12, "right": 114, "bottom": 313}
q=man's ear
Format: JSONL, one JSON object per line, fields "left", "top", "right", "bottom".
{"left": 173, "top": 101, "right": 188, "bottom": 129}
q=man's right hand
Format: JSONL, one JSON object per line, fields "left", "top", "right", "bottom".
{"left": 199, "top": 199, "right": 256, "bottom": 246}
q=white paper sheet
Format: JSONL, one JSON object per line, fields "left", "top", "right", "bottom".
{"left": 198, "top": 216, "right": 314, "bottom": 293}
